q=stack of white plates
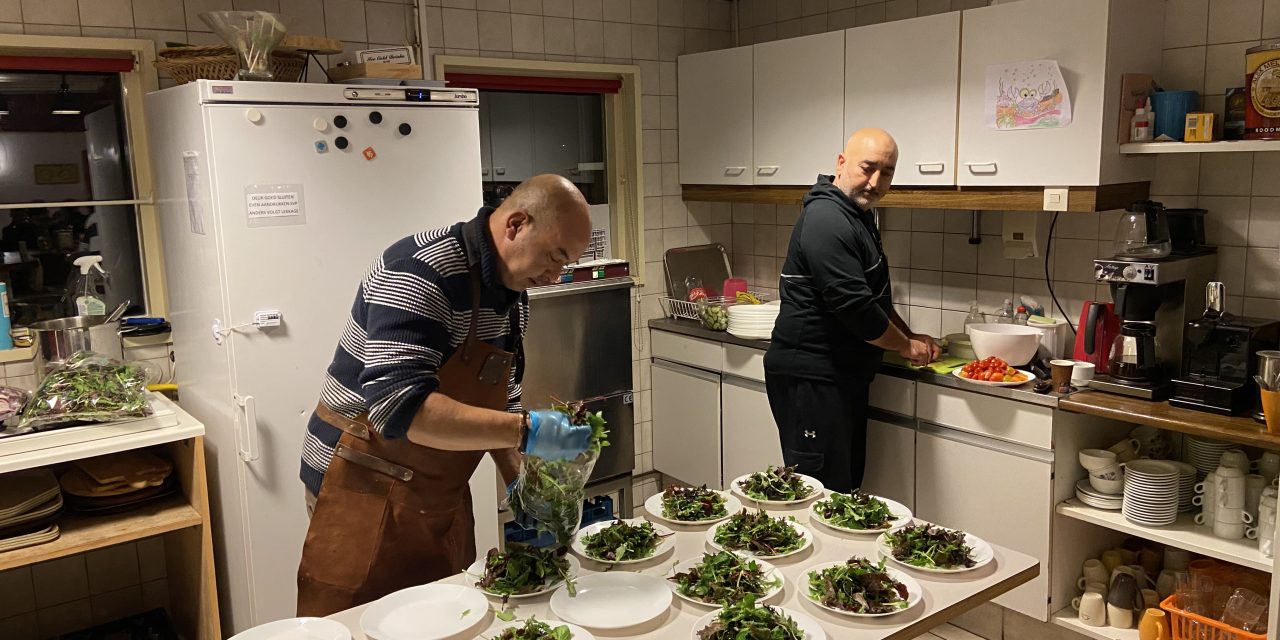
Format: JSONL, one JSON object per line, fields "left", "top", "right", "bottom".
{"left": 727, "top": 302, "right": 781, "bottom": 340}
{"left": 1184, "top": 437, "right": 1233, "bottom": 480}
{"left": 1122, "top": 460, "right": 1180, "bottom": 527}
{"left": 1172, "top": 461, "right": 1197, "bottom": 512}
{"left": 1076, "top": 479, "right": 1122, "bottom": 510}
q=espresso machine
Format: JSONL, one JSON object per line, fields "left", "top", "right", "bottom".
{"left": 1170, "top": 282, "right": 1280, "bottom": 415}
{"left": 1090, "top": 253, "right": 1218, "bottom": 399}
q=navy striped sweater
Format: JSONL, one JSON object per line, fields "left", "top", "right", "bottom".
{"left": 300, "top": 208, "right": 527, "bottom": 495}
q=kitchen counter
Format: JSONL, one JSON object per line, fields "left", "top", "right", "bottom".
{"left": 1060, "top": 389, "right": 1280, "bottom": 452}
{"left": 326, "top": 500, "right": 1040, "bottom": 640}
{"left": 648, "top": 318, "right": 1064, "bottom": 408}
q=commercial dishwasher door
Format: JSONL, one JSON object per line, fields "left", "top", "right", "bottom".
{"left": 524, "top": 278, "right": 635, "bottom": 482}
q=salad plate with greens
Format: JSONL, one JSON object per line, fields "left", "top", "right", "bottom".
{"left": 571, "top": 518, "right": 676, "bottom": 565}
{"left": 689, "top": 596, "right": 824, "bottom": 640}
{"left": 644, "top": 485, "right": 742, "bottom": 526}
{"left": 731, "top": 466, "right": 824, "bottom": 506}
{"left": 877, "top": 524, "right": 994, "bottom": 573}
{"left": 803, "top": 557, "right": 922, "bottom": 617}
{"left": 666, "top": 551, "right": 784, "bottom": 607}
{"left": 490, "top": 617, "right": 595, "bottom": 640}
{"left": 809, "top": 491, "right": 912, "bottom": 535}
{"left": 464, "top": 546, "right": 581, "bottom": 599}
{"left": 707, "top": 510, "right": 812, "bottom": 560}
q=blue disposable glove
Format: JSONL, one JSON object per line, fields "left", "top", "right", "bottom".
{"left": 523, "top": 410, "right": 591, "bottom": 461}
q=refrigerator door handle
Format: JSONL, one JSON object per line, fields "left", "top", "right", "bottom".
{"left": 235, "top": 394, "right": 261, "bottom": 462}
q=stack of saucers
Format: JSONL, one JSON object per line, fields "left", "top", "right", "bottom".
{"left": 727, "top": 301, "right": 781, "bottom": 340}
{"left": 1172, "top": 461, "right": 1197, "bottom": 512}
{"left": 1122, "top": 460, "right": 1180, "bottom": 527}
{"left": 1184, "top": 437, "right": 1233, "bottom": 480}
{"left": 1076, "top": 479, "right": 1123, "bottom": 510}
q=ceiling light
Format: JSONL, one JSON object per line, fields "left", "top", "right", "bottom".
{"left": 51, "top": 75, "right": 80, "bottom": 116}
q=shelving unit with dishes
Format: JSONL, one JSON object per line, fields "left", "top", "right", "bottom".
{"left": 1048, "top": 411, "right": 1277, "bottom": 639}
{"left": 1120, "top": 140, "right": 1280, "bottom": 154}
{"left": 0, "top": 395, "right": 220, "bottom": 640}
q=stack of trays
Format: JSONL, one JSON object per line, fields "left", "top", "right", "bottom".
{"left": 1184, "top": 436, "right": 1232, "bottom": 480}
{"left": 60, "top": 450, "right": 176, "bottom": 515}
{"left": 0, "top": 469, "right": 62, "bottom": 552}
{"left": 1075, "top": 479, "right": 1122, "bottom": 510}
{"left": 726, "top": 301, "right": 781, "bottom": 340}
{"left": 1122, "top": 460, "right": 1180, "bottom": 527}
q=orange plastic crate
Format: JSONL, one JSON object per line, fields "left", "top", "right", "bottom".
{"left": 1161, "top": 595, "right": 1266, "bottom": 640}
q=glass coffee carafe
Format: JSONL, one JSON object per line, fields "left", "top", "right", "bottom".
{"left": 1114, "top": 200, "right": 1172, "bottom": 260}
{"left": 1109, "top": 322, "right": 1161, "bottom": 381}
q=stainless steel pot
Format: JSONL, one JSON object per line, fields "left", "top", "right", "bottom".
{"left": 29, "top": 316, "right": 124, "bottom": 378}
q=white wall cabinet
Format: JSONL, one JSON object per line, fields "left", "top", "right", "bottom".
{"left": 956, "top": 0, "right": 1161, "bottom": 186}
{"left": 863, "top": 418, "right": 915, "bottom": 510}
{"left": 652, "top": 359, "right": 724, "bottom": 489}
{"left": 754, "top": 32, "right": 846, "bottom": 186}
{"left": 678, "top": 46, "right": 754, "bottom": 185}
{"left": 845, "top": 13, "right": 960, "bottom": 186}
{"left": 721, "top": 376, "right": 784, "bottom": 485}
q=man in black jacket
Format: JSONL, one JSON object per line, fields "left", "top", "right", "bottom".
{"left": 763, "top": 128, "right": 939, "bottom": 493}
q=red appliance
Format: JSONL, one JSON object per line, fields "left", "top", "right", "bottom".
{"left": 1074, "top": 301, "right": 1121, "bottom": 370}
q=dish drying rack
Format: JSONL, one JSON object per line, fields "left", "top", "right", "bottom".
{"left": 658, "top": 292, "right": 772, "bottom": 321}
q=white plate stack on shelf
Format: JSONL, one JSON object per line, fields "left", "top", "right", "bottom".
{"left": 1075, "top": 479, "right": 1123, "bottom": 510}
{"left": 1122, "top": 460, "right": 1180, "bottom": 527}
{"left": 1173, "top": 461, "right": 1197, "bottom": 512}
{"left": 726, "top": 302, "right": 781, "bottom": 340}
{"left": 1184, "top": 437, "right": 1232, "bottom": 480}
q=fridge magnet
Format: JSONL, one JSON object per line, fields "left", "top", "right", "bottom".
{"left": 985, "top": 59, "right": 1072, "bottom": 130}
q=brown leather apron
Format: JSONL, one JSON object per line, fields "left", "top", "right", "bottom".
{"left": 296, "top": 265, "right": 519, "bottom": 617}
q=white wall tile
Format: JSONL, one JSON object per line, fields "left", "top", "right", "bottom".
{"left": 0, "top": 612, "right": 37, "bottom": 640}
{"left": 659, "top": 94, "right": 677, "bottom": 128}
{"left": 1152, "top": 153, "right": 1202, "bottom": 195}
{"left": 753, "top": 204, "right": 777, "bottom": 225}
{"left": 603, "top": 20, "right": 631, "bottom": 57}
{"left": 642, "top": 128, "right": 661, "bottom": 164}
{"left": 632, "top": 23, "right": 658, "bottom": 59}
{"left": 0, "top": 0, "right": 20, "bottom": 22}
{"left": 1245, "top": 247, "right": 1280, "bottom": 298}
{"left": 661, "top": 227, "right": 687, "bottom": 251}
{"left": 0, "top": 568, "right": 35, "bottom": 619}
{"left": 1266, "top": 0, "right": 1280, "bottom": 38}
{"left": 1251, "top": 197, "right": 1280, "bottom": 247}
{"left": 1054, "top": 238, "right": 1100, "bottom": 283}
{"left": 881, "top": 230, "right": 911, "bottom": 265}
{"left": 442, "top": 7, "right": 480, "bottom": 48}
{"left": 942, "top": 234, "right": 978, "bottom": 273}
{"left": 890, "top": 267, "right": 910, "bottom": 305}
{"left": 1205, "top": 41, "right": 1258, "bottom": 95}
{"left": 941, "top": 271, "right": 977, "bottom": 311}
{"left": 880, "top": 208, "right": 911, "bottom": 231}
{"left": 754, "top": 224, "right": 777, "bottom": 256}
{"left": 1160, "top": 46, "right": 1207, "bottom": 93}
{"left": 21, "top": 0, "right": 78, "bottom": 25}
{"left": 89, "top": 585, "right": 143, "bottom": 625}
{"left": 1166, "top": 0, "right": 1210, "bottom": 47}
{"left": 31, "top": 557, "right": 88, "bottom": 607}
{"left": 661, "top": 162, "right": 680, "bottom": 195}
{"left": 910, "top": 232, "right": 943, "bottom": 270}
{"left": 1207, "top": 0, "right": 1262, "bottom": 44}
{"left": 477, "top": 10, "right": 513, "bottom": 50}
{"left": 85, "top": 544, "right": 140, "bottom": 595}
{"left": 573, "top": 17, "right": 603, "bottom": 55}
{"left": 1219, "top": 245, "right": 1248, "bottom": 296}
{"left": 911, "top": 209, "right": 945, "bottom": 232}
{"left": 323, "top": 0, "right": 369, "bottom": 40}
{"left": 660, "top": 194, "right": 686, "bottom": 227}
{"left": 78, "top": 0, "right": 131, "bottom": 27}
{"left": 976, "top": 276, "right": 1015, "bottom": 315}
{"left": 35, "top": 599, "right": 91, "bottom": 638}
{"left": 1253, "top": 151, "right": 1280, "bottom": 196}
{"left": 909, "top": 269, "right": 942, "bottom": 308}
{"left": 1200, "top": 152, "right": 1255, "bottom": 195}
{"left": 941, "top": 309, "right": 967, "bottom": 337}
{"left": 976, "top": 235, "right": 1014, "bottom": 276}
{"left": 909, "top": 306, "right": 942, "bottom": 338}
{"left": 544, "top": 15, "right": 574, "bottom": 53}
{"left": 367, "top": 1, "right": 411, "bottom": 43}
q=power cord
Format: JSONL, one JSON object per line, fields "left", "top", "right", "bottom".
{"left": 1045, "top": 212, "right": 1078, "bottom": 334}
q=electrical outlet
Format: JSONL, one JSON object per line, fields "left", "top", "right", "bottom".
{"left": 1043, "top": 187, "right": 1068, "bottom": 211}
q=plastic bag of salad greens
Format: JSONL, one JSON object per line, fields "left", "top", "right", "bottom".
{"left": 18, "top": 351, "right": 151, "bottom": 431}
{"left": 508, "top": 401, "right": 609, "bottom": 549}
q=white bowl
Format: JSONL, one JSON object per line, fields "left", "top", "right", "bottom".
{"left": 966, "top": 323, "right": 1043, "bottom": 366}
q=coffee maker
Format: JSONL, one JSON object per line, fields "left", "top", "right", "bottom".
{"left": 1090, "top": 253, "right": 1218, "bottom": 399}
{"left": 1170, "top": 282, "right": 1280, "bottom": 415}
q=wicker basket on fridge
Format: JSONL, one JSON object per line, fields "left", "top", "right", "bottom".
{"left": 156, "top": 45, "right": 306, "bottom": 84}
{"left": 1160, "top": 595, "right": 1266, "bottom": 640}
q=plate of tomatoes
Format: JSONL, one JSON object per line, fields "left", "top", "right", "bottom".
{"left": 954, "top": 357, "right": 1033, "bottom": 386}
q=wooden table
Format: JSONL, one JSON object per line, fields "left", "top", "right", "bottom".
{"left": 328, "top": 500, "right": 1039, "bottom": 640}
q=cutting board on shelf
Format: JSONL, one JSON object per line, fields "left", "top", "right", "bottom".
{"left": 326, "top": 62, "right": 422, "bottom": 82}
{"left": 73, "top": 450, "right": 171, "bottom": 486}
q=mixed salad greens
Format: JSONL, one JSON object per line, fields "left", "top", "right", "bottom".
{"left": 475, "top": 546, "right": 571, "bottom": 596}
{"left": 884, "top": 524, "right": 977, "bottom": 570}
{"left": 807, "top": 557, "right": 910, "bottom": 614}
{"left": 696, "top": 595, "right": 803, "bottom": 640}
{"left": 713, "top": 510, "right": 805, "bottom": 556}
{"left": 581, "top": 520, "right": 671, "bottom": 562}
{"left": 661, "top": 485, "right": 728, "bottom": 521}
{"left": 813, "top": 491, "right": 897, "bottom": 530}
{"left": 737, "top": 466, "right": 814, "bottom": 502}
{"left": 509, "top": 402, "right": 609, "bottom": 547}
{"left": 493, "top": 617, "right": 574, "bottom": 640}
{"left": 669, "top": 551, "right": 780, "bottom": 605}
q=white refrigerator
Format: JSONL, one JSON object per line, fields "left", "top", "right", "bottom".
{"left": 146, "top": 80, "right": 499, "bottom": 633}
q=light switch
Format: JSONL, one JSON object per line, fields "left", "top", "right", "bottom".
{"left": 1043, "top": 187, "right": 1068, "bottom": 211}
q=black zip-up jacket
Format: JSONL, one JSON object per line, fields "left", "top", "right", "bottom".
{"left": 764, "top": 175, "right": 893, "bottom": 381}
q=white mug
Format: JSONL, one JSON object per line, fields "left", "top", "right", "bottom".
{"left": 1221, "top": 449, "right": 1251, "bottom": 472}
{"left": 1079, "top": 448, "right": 1118, "bottom": 471}
{"left": 1214, "top": 518, "right": 1254, "bottom": 540}
{"left": 1195, "top": 512, "right": 1211, "bottom": 525}
{"left": 1080, "top": 559, "right": 1109, "bottom": 588}
{"left": 1246, "top": 473, "right": 1267, "bottom": 520}
{"left": 1217, "top": 507, "right": 1254, "bottom": 525}
{"left": 1217, "top": 466, "right": 1247, "bottom": 509}
{"left": 1259, "top": 452, "right": 1280, "bottom": 483}
{"left": 1072, "top": 361, "right": 1096, "bottom": 387}
{"left": 1109, "top": 438, "right": 1142, "bottom": 463}
{"left": 1072, "top": 581, "right": 1108, "bottom": 604}
{"left": 1107, "top": 602, "right": 1134, "bottom": 629}
{"left": 1156, "top": 569, "right": 1179, "bottom": 599}
{"left": 1078, "top": 592, "right": 1106, "bottom": 627}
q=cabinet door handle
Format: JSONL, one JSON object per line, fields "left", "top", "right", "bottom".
{"left": 915, "top": 162, "right": 945, "bottom": 173}
{"left": 756, "top": 166, "right": 780, "bottom": 176}
{"left": 235, "top": 394, "right": 260, "bottom": 463}
{"left": 482, "top": 168, "right": 490, "bottom": 176}
{"left": 964, "top": 162, "right": 998, "bottom": 175}
{"left": 724, "top": 166, "right": 746, "bottom": 176}
{"left": 495, "top": 167, "right": 507, "bottom": 175}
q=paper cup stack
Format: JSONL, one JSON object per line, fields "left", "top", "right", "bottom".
{"left": 727, "top": 301, "right": 781, "bottom": 340}
{"left": 1122, "top": 460, "right": 1180, "bottom": 527}
{"left": 1184, "top": 437, "right": 1232, "bottom": 480}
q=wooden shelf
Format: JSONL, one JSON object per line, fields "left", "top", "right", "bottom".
{"left": 1057, "top": 499, "right": 1271, "bottom": 573}
{"left": 1052, "top": 607, "right": 1140, "bottom": 640}
{"left": 681, "top": 182, "right": 1149, "bottom": 212}
{"left": 1121, "top": 140, "right": 1280, "bottom": 154}
{"left": 0, "top": 496, "right": 201, "bottom": 572}
{"left": 1059, "top": 390, "right": 1280, "bottom": 452}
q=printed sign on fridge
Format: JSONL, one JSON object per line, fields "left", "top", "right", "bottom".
{"left": 245, "top": 184, "right": 306, "bottom": 227}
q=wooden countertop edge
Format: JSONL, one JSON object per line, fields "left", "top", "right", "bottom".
{"left": 1058, "top": 393, "right": 1280, "bottom": 451}
{"left": 885, "top": 562, "right": 1041, "bottom": 640}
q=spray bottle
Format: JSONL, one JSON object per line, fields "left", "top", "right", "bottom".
{"left": 69, "top": 255, "right": 109, "bottom": 316}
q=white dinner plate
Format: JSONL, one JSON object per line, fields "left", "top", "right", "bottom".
{"left": 359, "top": 584, "right": 488, "bottom": 640}
{"left": 952, "top": 368, "right": 1035, "bottom": 387}
{"left": 803, "top": 560, "right": 923, "bottom": 617}
{"left": 644, "top": 490, "right": 742, "bottom": 526}
{"left": 665, "top": 553, "right": 785, "bottom": 607}
{"left": 809, "top": 494, "right": 913, "bottom": 535}
{"left": 730, "top": 472, "right": 825, "bottom": 506}
{"left": 490, "top": 619, "right": 596, "bottom": 640}
{"left": 463, "top": 552, "right": 582, "bottom": 598}
{"left": 877, "top": 528, "right": 995, "bottom": 574}
{"left": 549, "top": 572, "right": 672, "bottom": 630}
{"left": 230, "top": 618, "right": 351, "bottom": 640}
{"left": 571, "top": 518, "right": 676, "bottom": 565}
{"left": 707, "top": 516, "right": 813, "bottom": 560}
{"left": 690, "top": 605, "right": 826, "bottom": 640}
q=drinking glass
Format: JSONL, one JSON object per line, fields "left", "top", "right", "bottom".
{"left": 1221, "top": 588, "right": 1268, "bottom": 632}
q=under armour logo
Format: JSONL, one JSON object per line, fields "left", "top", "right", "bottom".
{"left": 804, "top": 430, "right": 817, "bottom": 438}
